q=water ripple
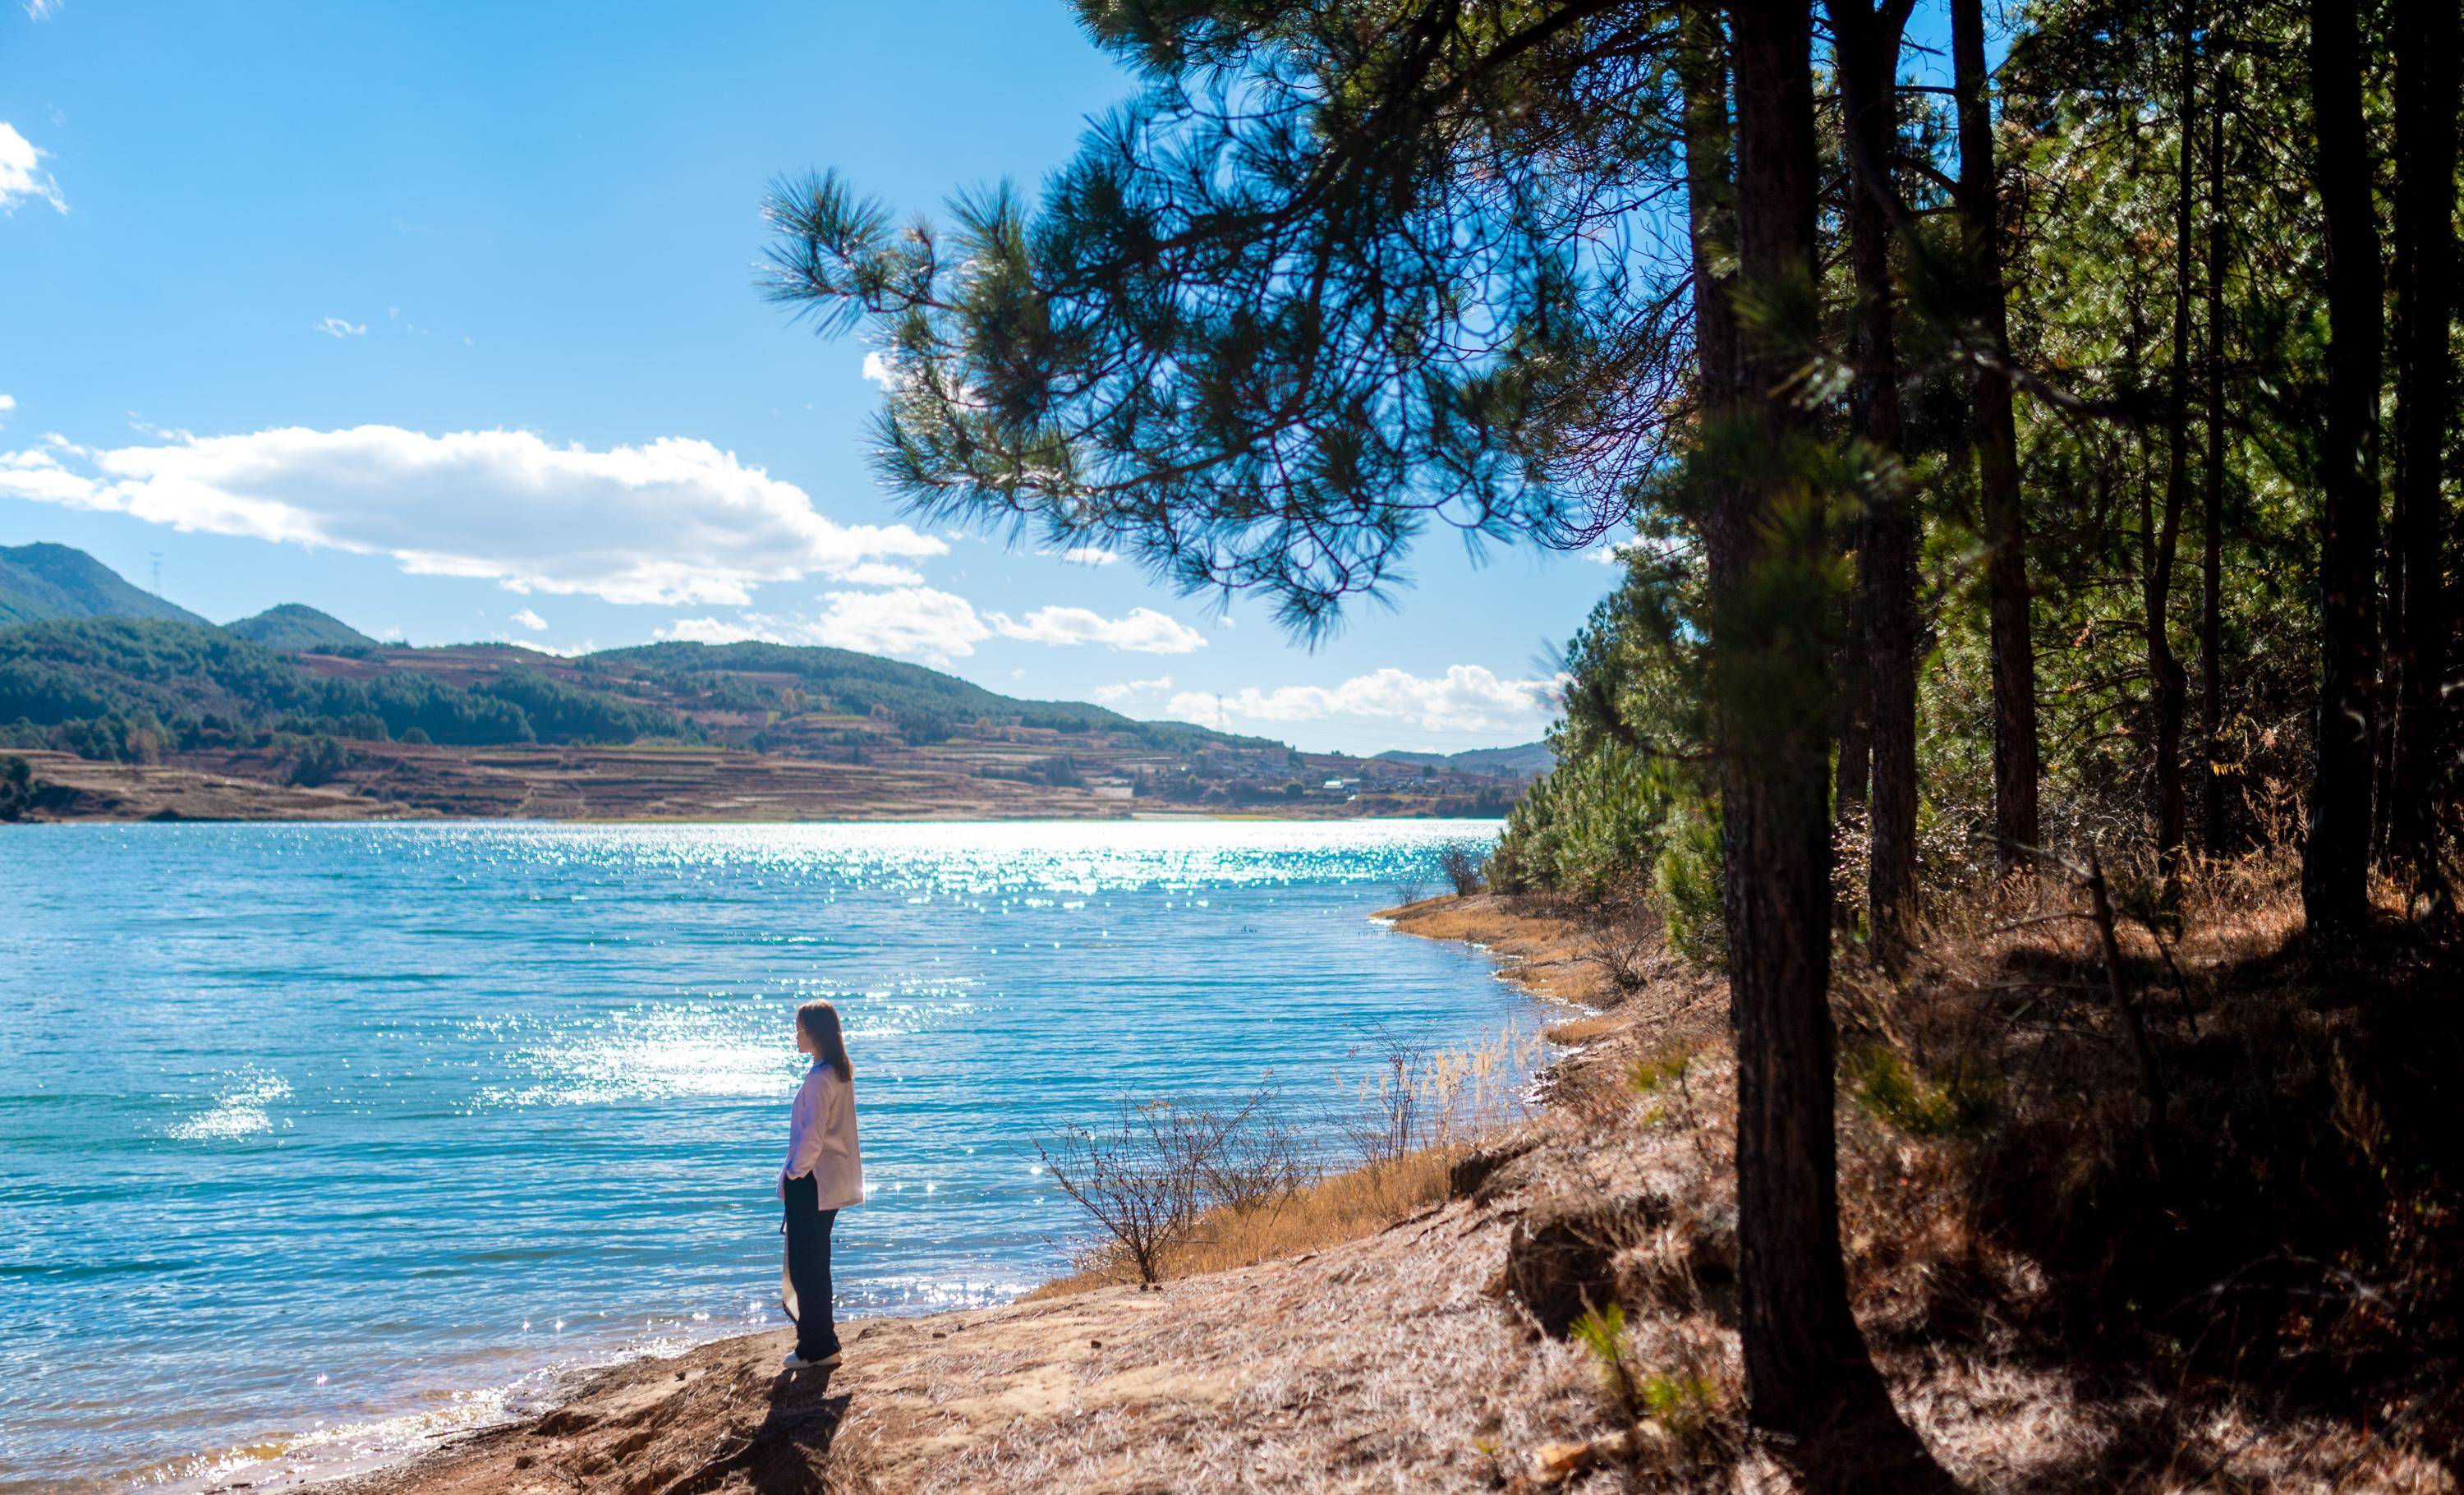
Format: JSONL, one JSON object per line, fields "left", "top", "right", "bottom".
{"left": 0, "top": 819, "right": 1526, "bottom": 1493}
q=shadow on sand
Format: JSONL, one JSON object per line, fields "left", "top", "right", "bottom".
{"left": 675, "top": 1367, "right": 851, "bottom": 1495}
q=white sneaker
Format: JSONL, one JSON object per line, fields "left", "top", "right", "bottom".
{"left": 782, "top": 1350, "right": 841, "bottom": 1371}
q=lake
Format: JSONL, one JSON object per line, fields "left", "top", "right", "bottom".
{"left": 0, "top": 819, "right": 1538, "bottom": 1493}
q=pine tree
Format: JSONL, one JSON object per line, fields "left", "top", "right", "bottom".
{"left": 2386, "top": 0, "right": 2458, "bottom": 908}
{"left": 1951, "top": 0, "right": 2042, "bottom": 877}
{"left": 1826, "top": 0, "right": 1923, "bottom": 947}
{"left": 2303, "top": 0, "right": 2381, "bottom": 936}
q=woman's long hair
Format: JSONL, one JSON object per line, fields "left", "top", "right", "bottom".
{"left": 796, "top": 999, "right": 853, "bottom": 1083}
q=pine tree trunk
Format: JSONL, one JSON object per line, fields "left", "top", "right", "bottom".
{"left": 1951, "top": 0, "right": 2039, "bottom": 876}
{"left": 1680, "top": 4, "right": 1738, "bottom": 416}
{"left": 2149, "top": 10, "right": 2195, "bottom": 892}
{"left": 2200, "top": 85, "right": 2231, "bottom": 855}
{"left": 1722, "top": 0, "right": 1855, "bottom": 1429}
{"left": 2303, "top": 0, "right": 2383, "bottom": 936}
{"left": 2387, "top": 0, "right": 2457, "bottom": 905}
{"left": 1843, "top": 635, "right": 1873, "bottom": 812}
{"left": 1836, "top": 581, "right": 1872, "bottom": 816}
{"left": 1829, "top": 0, "right": 1919, "bottom": 950}
{"left": 1714, "top": 12, "right": 1938, "bottom": 1476}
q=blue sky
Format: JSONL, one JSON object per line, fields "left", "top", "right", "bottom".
{"left": 0, "top": 2, "right": 1964, "bottom": 754}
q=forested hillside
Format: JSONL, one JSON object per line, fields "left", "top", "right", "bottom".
{"left": 1375, "top": 742, "right": 1556, "bottom": 781}
{"left": 587, "top": 640, "right": 1259, "bottom": 751}
{"left": 0, "top": 540, "right": 1290, "bottom": 766}
{"left": 223, "top": 603, "right": 379, "bottom": 651}
{"left": 0, "top": 619, "right": 690, "bottom": 759}
{"left": 0, "top": 616, "right": 1279, "bottom": 763}
{"left": 0, "top": 542, "right": 210, "bottom": 628}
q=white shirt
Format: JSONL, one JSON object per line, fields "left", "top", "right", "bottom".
{"left": 780, "top": 1062, "right": 864, "bottom": 1210}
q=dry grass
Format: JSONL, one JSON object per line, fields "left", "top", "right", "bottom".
{"left": 1023, "top": 1148, "right": 1460, "bottom": 1299}
{"left": 1820, "top": 849, "right": 2464, "bottom": 1493}
{"left": 1377, "top": 892, "right": 1618, "bottom": 1008}
{"left": 1382, "top": 891, "right": 1727, "bottom": 1107}
{"left": 1542, "top": 1012, "right": 1626, "bottom": 1046}
{"left": 1029, "top": 1024, "right": 1547, "bottom": 1298}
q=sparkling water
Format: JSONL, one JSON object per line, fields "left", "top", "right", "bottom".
{"left": 0, "top": 820, "right": 1534, "bottom": 1493}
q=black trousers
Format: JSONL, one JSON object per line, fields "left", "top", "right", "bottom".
{"left": 781, "top": 1173, "right": 840, "bottom": 1358}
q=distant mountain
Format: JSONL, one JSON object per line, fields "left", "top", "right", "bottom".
{"left": 0, "top": 617, "right": 692, "bottom": 753}
{"left": 1375, "top": 741, "right": 1555, "bottom": 780}
{"left": 0, "top": 545, "right": 1287, "bottom": 763}
{"left": 0, "top": 543, "right": 210, "bottom": 628}
{"left": 586, "top": 640, "right": 1276, "bottom": 752}
{"left": 0, "top": 545, "right": 378, "bottom": 651}
{"left": 0, "top": 615, "right": 1276, "bottom": 761}
{"left": 225, "top": 603, "right": 379, "bottom": 652}
{"left": 0, "top": 547, "right": 1529, "bottom": 821}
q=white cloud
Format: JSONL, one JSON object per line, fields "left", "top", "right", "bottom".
{"left": 657, "top": 592, "right": 1207, "bottom": 668}
{"left": 126, "top": 414, "right": 195, "bottom": 442}
{"left": 1, "top": 122, "right": 67, "bottom": 215}
{"left": 25, "top": 0, "right": 64, "bottom": 20}
{"left": 315, "top": 317, "right": 367, "bottom": 338}
{"left": 1168, "top": 665, "right": 1564, "bottom": 734}
{"left": 1057, "top": 545, "right": 1119, "bottom": 567}
{"left": 658, "top": 616, "right": 775, "bottom": 646}
{"left": 805, "top": 586, "right": 991, "bottom": 662}
{"left": 0, "top": 425, "right": 947, "bottom": 606}
{"left": 510, "top": 608, "right": 547, "bottom": 631}
{"left": 0, "top": 445, "right": 94, "bottom": 503}
{"left": 860, "top": 351, "right": 898, "bottom": 388}
{"left": 990, "top": 605, "right": 1207, "bottom": 655}
{"left": 1092, "top": 675, "right": 1174, "bottom": 706}
{"left": 660, "top": 586, "right": 992, "bottom": 666}
{"left": 839, "top": 561, "right": 926, "bottom": 587}
{"left": 0, "top": 393, "right": 15, "bottom": 429}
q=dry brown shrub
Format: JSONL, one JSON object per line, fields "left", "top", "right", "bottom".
{"left": 1579, "top": 869, "right": 1676, "bottom": 1003}
{"left": 1543, "top": 1011, "right": 1625, "bottom": 1046}
{"left": 1030, "top": 1026, "right": 1543, "bottom": 1297}
{"left": 1330, "top": 1025, "right": 1547, "bottom": 1164}
{"left": 1437, "top": 838, "right": 1487, "bottom": 896}
{"left": 1026, "top": 1148, "right": 1459, "bottom": 1297}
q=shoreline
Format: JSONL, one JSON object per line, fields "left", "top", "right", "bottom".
{"left": 3, "top": 807, "right": 1508, "bottom": 827}
{"left": 140, "top": 894, "right": 1604, "bottom": 1495}
{"left": 0, "top": 743, "right": 1522, "bottom": 826}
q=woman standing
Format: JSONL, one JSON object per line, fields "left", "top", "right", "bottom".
{"left": 780, "top": 999, "right": 863, "bottom": 1371}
